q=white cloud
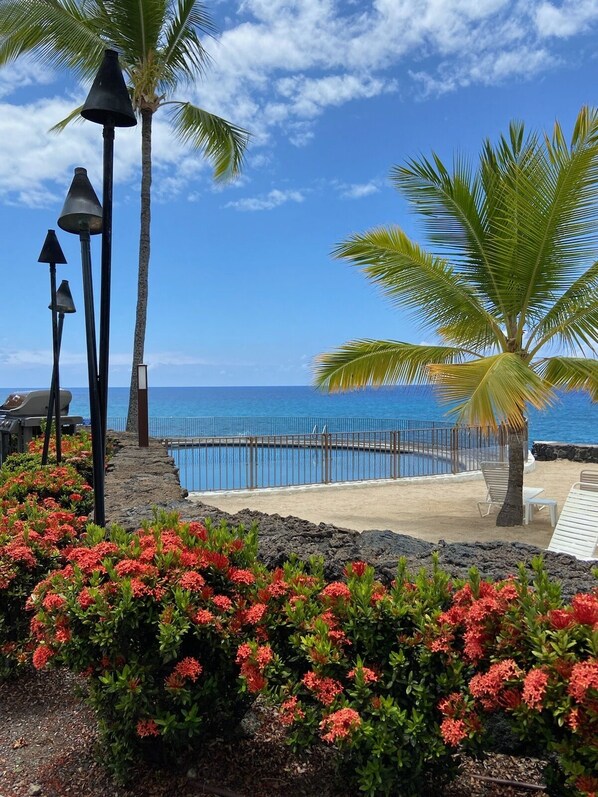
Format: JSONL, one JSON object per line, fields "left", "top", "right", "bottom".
{"left": 225, "top": 187, "right": 305, "bottom": 211}
{"left": 339, "top": 180, "right": 382, "bottom": 199}
{"left": 536, "top": 0, "right": 598, "bottom": 37}
{"left": 1, "top": 1, "right": 598, "bottom": 206}
{"left": 0, "top": 57, "right": 55, "bottom": 99}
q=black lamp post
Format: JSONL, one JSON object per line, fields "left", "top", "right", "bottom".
{"left": 38, "top": 230, "right": 67, "bottom": 466}
{"left": 58, "top": 167, "right": 105, "bottom": 525}
{"left": 41, "top": 280, "right": 76, "bottom": 465}
{"left": 81, "top": 49, "right": 136, "bottom": 452}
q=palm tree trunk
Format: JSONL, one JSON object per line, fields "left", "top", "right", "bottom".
{"left": 496, "top": 422, "right": 527, "bottom": 526}
{"left": 126, "top": 108, "right": 153, "bottom": 432}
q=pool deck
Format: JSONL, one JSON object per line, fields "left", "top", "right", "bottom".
{"left": 188, "top": 459, "right": 591, "bottom": 547}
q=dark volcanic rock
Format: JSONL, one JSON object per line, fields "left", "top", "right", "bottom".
{"left": 105, "top": 435, "right": 597, "bottom": 600}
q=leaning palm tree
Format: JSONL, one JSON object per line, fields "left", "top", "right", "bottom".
{"left": 315, "top": 106, "right": 598, "bottom": 526}
{"left": 0, "top": 0, "right": 249, "bottom": 430}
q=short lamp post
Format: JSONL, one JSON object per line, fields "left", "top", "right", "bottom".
{"left": 137, "top": 364, "right": 149, "bottom": 447}
{"left": 58, "top": 167, "right": 105, "bottom": 526}
{"left": 41, "top": 280, "right": 76, "bottom": 465}
{"left": 37, "top": 230, "right": 67, "bottom": 465}
{"left": 81, "top": 49, "right": 136, "bottom": 453}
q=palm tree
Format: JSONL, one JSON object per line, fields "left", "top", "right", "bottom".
{"left": 0, "top": 0, "right": 249, "bottom": 431}
{"left": 315, "top": 106, "right": 598, "bottom": 526}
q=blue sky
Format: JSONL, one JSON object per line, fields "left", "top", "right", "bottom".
{"left": 1, "top": 0, "right": 598, "bottom": 390}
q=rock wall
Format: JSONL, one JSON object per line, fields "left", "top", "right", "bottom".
{"left": 105, "top": 433, "right": 597, "bottom": 599}
{"left": 531, "top": 441, "right": 598, "bottom": 463}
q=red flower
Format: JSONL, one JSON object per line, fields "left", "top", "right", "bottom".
{"left": 213, "top": 595, "right": 233, "bottom": 612}
{"left": 522, "top": 668, "right": 549, "bottom": 710}
{"left": 179, "top": 571, "right": 206, "bottom": 591}
{"left": 244, "top": 603, "right": 267, "bottom": 625}
{"left": 229, "top": 568, "right": 255, "bottom": 585}
{"left": 568, "top": 660, "right": 598, "bottom": 703}
{"left": 440, "top": 717, "right": 468, "bottom": 746}
{"left": 320, "top": 582, "right": 351, "bottom": 601}
{"left": 136, "top": 718, "right": 160, "bottom": 737}
{"left": 42, "top": 593, "right": 67, "bottom": 612}
{"left": 187, "top": 521, "right": 207, "bottom": 540}
{"left": 548, "top": 609, "right": 574, "bottom": 630}
{"left": 173, "top": 656, "right": 203, "bottom": 682}
{"left": 32, "top": 645, "right": 54, "bottom": 669}
{"left": 280, "top": 695, "right": 305, "bottom": 725}
{"left": 320, "top": 708, "right": 361, "bottom": 743}
{"left": 571, "top": 594, "right": 598, "bottom": 627}
{"left": 194, "top": 609, "right": 215, "bottom": 625}
{"left": 345, "top": 561, "right": 367, "bottom": 577}
{"left": 469, "top": 660, "right": 521, "bottom": 710}
{"left": 348, "top": 666, "right": 378, "bottom": 683}
{"left": 302, "top": 671, "right": 343, "bottom": 706}
{"left": 236, "top": 643, "right": 252, "bottom": 665}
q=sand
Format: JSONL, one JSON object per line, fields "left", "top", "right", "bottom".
{"left": 189, "top": 460, "right": 596, "bottom": 548}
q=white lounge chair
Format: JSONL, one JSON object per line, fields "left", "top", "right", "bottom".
{"left": 579, "top": 470, "right": 598, "bottom": 491}
{"left": 546, "top": 482, "right": 598, "bottom": 560}
{"left": 478, "top": 461, "right": 546, "bottom": 523}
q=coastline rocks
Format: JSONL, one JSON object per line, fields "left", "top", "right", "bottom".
{"left": 105, "top": 433, "right": 597, "bottom": 600}
{"left": 532, "top": 440, "right": 598, "bottom": 463}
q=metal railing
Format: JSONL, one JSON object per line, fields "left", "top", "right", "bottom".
{"left": 106, "top": 415, "right": 451, "bottom": 437}
{"left": 164, "top": 424, "right": 508, "bottom": 493}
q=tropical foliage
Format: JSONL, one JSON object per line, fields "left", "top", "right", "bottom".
{"left": 315, "top": 107, "right": 598, "bottom": 525}
{"left": 0, "top": 0, "right": 250, "bottom": 429}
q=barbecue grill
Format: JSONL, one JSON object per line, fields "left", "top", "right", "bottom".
{"left": 0, "top": 390, "right": 83, "bottom": 465}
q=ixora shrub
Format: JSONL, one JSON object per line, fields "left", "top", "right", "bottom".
{"left": 0, "top": 461, "right": 93, "bottom": 514}
{"left": 432, "top": 560, "right": 598, "bottom": 797}
{"left": 0, "top": 497, "right": 87, "bottom": 678}
{"left": 26, "top": 429, "right": 94, "bottom": 483}
{"left": 241, "top": 557, "right": 468, "bottom": 797}
{"left": 29, "top": 512, "right": 274, "bottom": 778}
{"left": 0, "top": 438, "right": 93, "bottom": 679}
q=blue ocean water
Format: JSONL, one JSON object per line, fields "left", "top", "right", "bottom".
{"left": 3, "top": 385, "right": 596, "bottom": 444}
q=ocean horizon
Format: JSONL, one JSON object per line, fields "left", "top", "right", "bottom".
{"left": 2, "top": 385, "right": 597, "bottom": 444}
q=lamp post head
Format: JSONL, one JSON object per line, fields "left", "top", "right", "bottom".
{"left": 81, "top": 49, "right": 137, "bottom": 128}
{"left": 58, "top": 167, "right": 103, "bottom": 234}
{"left": 50, "top": 279, "right": 77, "bottom": 314}
{"left": 38, "top": 229, "right": 67, "bottom": 265}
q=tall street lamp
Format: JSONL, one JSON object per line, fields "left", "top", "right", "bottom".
{"left": 41, "top": 280, "right": 76, "bottom": 464}
{"left": 37, "top": 230, "right": 67, "bottom": 466}
{"left": 81, "top": 49, "right": 136, "bottom": 453}
{"left": 58, "top": 167, "right": 105, "bottom": 525}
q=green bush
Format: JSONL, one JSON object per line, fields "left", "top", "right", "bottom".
{"left": 29, "top": 512, "right": 271, "bottom": 778}
{"left": 241, "top": 557, "right": 468, "bottom": 796}
{"left": 433, "top": 559, "right": 598, "bottom": 797}
{"left": 0, "top": 497, "right": 87, "bottom": 678}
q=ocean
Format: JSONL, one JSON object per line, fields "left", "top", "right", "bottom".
{"left": 2, "top": 385, "right": 596, "bottom": 444}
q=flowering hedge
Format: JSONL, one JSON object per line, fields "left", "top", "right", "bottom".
{"left": 240, "top": 557, "right": 598, "bottom": 797}
{"left": 29, "top": 513, "right": 275, "bottom": 777}
{"left": 240, "top": 558, "right": 466, "bottom": 796}
{"left": 26, "top": 428, "right": 94, "bottom": 483}
{"left": 0, "top": 434, "right": 93, "bottom": 677}
{"left": 432, "top": 560, "right": 598, "bottom": 797}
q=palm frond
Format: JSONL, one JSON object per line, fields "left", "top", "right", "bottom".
{"left": 314, "top": 340, "right": 469, "bottom": 392}
{"left": 0, "top": 0, "right": 105, "bottom": 77}
{"left": 527, "top": 260, "right": 598, "bottom": 355}
{"left": 429, "top": 353, "right": 554, "bottom": 428}
{"left": 49, "top": 103, "right": 85, "bottom": 132}
{"left": 161, "top": 0, "right": 213, "bottom": 84}
{"left": 537, "top": 356, "right": 598, "bottom": 401}
{"left": 390, "top": 152, "right": 491, "bottom": 270}
{"left": 168, "top": 101, "right": 248, "bottom": 179}
{"left": 333, "top": 226, "right": 504, "bottom": 348}
{"left": 101, "top": 0, "right": 165, "bottom": 60}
